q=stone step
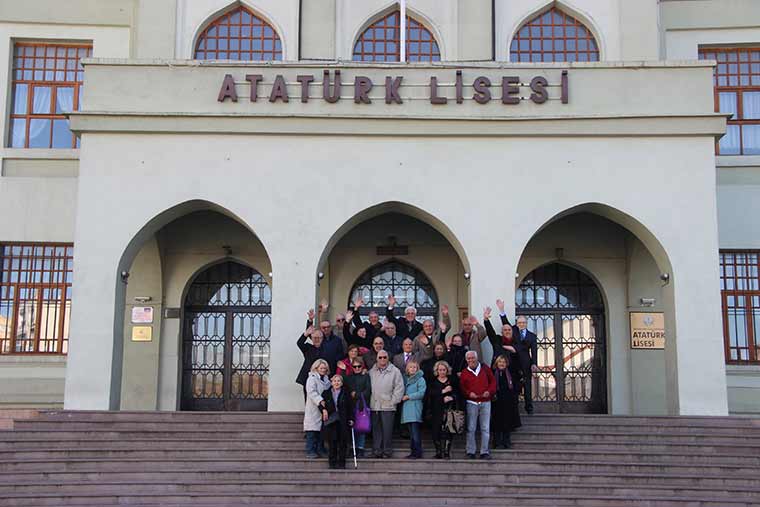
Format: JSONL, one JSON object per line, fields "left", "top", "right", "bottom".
{"left": 2, "top": 447, "right": 757, "bottom": 465}
{"left": 13, "top": 420, "right": 760, "bottom": 439}
{"left": 35, "top": 411, "right": 760, "bottom": 428}
{"left": 3, "top": 428, "right": 755, "bottom": 446}
{"left": 2, "top": 479, "right": 760, "bottom": 500}
{"left": 1, "top": 491, "right": 754, "bottom": 507}
{"left": 1, "top": 457, "right": 757, "bottom": 476}
{"left": 0, "top": 469, "right": 756, "bottom": 489}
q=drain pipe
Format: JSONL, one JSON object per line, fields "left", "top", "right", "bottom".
{"left": 491, "top": 0, "right": 496, "bottom": 60}
{"left": 298, "top": 0, "right": 303, "bottom": 60}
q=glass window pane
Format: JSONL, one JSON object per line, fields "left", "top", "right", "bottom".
{"left": 13, "top": 84, "right": 28, "bottom": 114}
{"left": 51, "top": 119, "right": 72, "bottom": 148}
{"left": 719, "top": 125, "right": 741, "bottom": 155}
{"left": 32, "top": 86, "right": 52, "bottom": 114}
{"left": 742, "top": 125, "right": 760, "bottom": 155}
{"left": 10, "top": 119, "right": 26, "bottom": 148}
{"left": 719, "top": 92, "right": 738, "bottom": 119}
{"left": 743, "top": 91, "right": 760, "bottom": 119}
{"left": 56, "top": 87, "right": 74, "bottom": 113}
{"left": 28, "top": 119, "right": 51, "bottom": 148}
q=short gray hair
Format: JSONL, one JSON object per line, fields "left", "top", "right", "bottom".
{"left": 405, "top": 306, "right": 417, "bottom": 314}
{"left": 465, "top": 350, "right": 478, "bottom": 360}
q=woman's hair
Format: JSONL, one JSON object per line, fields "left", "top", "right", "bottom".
{"left": 451, "top": 333, "right": 463, "bottom": 344}
{"left": 310, "top": 358, "right": 330, "bottom": 373}
{"left": 434, "top": 342, "right": 446, "bottom": 353}
{"left": 433, "top": 360, "right": 451, "bottom": 375}
{"left": 493, "top": 354, "right": 509, "bottom": 367}
{"left": 405, "top": 360, "right": 420, "bottom": 375}
{"left": 347, "top": 344, "right": 359, "bottom": 354}
{"left": 352, "top": 356, "right": 366, "bottom": 368}
{"left": 330, "top": 374, "right": 343, "bottom": 383}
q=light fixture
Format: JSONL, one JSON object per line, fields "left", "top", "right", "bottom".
{"left": 120, "top": 271, "right": 130, "bottom": 284}
{"left": 660, "top": 273, "right": 670, "bottom": 286}
{"left": 463, "top": 272, "right": 470, "bottom": 280}
{"left": 268, "top": 272, "right": 273, "bottom": 278}
{"left": 640, "top": 298, "right": 656, "bottom": 307}
{"left": 134, "top": 296, "right": 152, "bottom": 303}
{"left": 317, "top": 272, "right": 325, "bottom": 286}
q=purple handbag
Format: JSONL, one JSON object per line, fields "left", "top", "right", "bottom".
{"left": 354, "top": 394, "right": 371, "bottom": 434}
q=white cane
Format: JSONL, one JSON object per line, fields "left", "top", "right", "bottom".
{"left": 351, "top": 427, "right": 358, "bottom": 469}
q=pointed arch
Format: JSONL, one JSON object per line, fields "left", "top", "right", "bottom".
{"left": 193, "top": 2, "right": 283, "bottom": 61}
{"left": 351, "top": 4, "right": 442, "bottom": 62}
{"left": 509, "top": 1, "right": 602, "bottom": 62}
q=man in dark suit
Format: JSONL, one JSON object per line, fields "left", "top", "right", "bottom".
{"left": 386, "top": 295, "right": 423, "bottom": 340}
{"left": 497, "top": 299, "right": 538, "bottom": 414}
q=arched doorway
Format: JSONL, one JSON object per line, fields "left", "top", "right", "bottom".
{"left": 349, "top": 260, "right": 439, "bottom": 322}
{"left": 180, "top": 260, "right": 271, "bottom": 411}
{"left": 516, "top": 263, "right": 607, "bottom": 414}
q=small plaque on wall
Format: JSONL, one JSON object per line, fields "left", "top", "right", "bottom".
{"left": 131, "top": 326, "right": 153, "bottom": 342}
{"left": 131, "top": 306, "right": 154, "bottom": 324}
{"left": 630, "top": 312, "right": 665, "bottom": 349}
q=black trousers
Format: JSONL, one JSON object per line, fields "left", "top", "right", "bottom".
{"left": 323, "top": 425, "right": 348, "bottom": 467}
{"left": 519, "top": 359, "right": 533, "bottom": 410}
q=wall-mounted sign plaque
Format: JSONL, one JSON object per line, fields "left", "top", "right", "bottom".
{"left": 630, "top": 312, "right": 665, "bottom": 349}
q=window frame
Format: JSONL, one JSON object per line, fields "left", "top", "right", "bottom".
{"left": 352, "top": 10, "right": 441, "bottom": 63}
{"left": 0, "top": 242, "right": 74, "bottom": 356}
{"left": 193, "top": 5, "right": 283, "bottom": 61}
{"left": 699, "top": 46, "right": 760, "bottom": 156}
{"left": 509, "top": 7, "right": 600, "bottom": 63}
{"left": 9, "top": 42, "right": 91, "bottom": 149}
{"left": 719, "top": 249, "right": 760, "bottom": 365}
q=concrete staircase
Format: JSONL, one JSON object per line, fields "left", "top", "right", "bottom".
{"left": 1, "top": 410, "right": 759, "bottom": 506}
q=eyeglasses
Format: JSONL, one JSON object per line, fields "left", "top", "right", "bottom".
{"left": 336, "top": 318, "right": 345, "bottom": 322}
{"left": 378, "top": 356, "right": 388, "bottom": 360}
{"left": 352, "top": 365, "right": 363, "bottom": 369}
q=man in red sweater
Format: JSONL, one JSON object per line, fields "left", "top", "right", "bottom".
{"left": 459, "top": 350, "right": 497, "bottom": 459}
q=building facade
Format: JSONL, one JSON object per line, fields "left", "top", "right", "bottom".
{"left": 0, "top": 0, "right": 758, "bottom": 416}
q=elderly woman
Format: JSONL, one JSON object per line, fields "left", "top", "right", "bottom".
{"left": 303, "top": 359, "right": 331, "bottom": 459}
{"left": 320, "top": 374, "right": 354, "bottom": 469}
{"left": 491, "top": 354, "right": 521, "bottom": 449}
{"left": 342, "top": 356, "right": 371, "bottom": 457}
{"left": 446, "top": 334, "right": 468, "bottom": 376}
{"left": 336, "top": 344, "right": 369, "bottom": 377}
{"left": 400, "top": 360, "right": 427, "bottom": 459}
{"left": 427, "top": 360, "right": 460, "bottom": 459}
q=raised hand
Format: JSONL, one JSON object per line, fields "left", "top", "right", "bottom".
{"left": 496, "top": 299, "right": 505, "bottom": 313}
{"left": 319, "top": 299, "right": 329, "bottom": 313}
{"left": 354, "top": 297, "right": 364, "bottom": 309}
{"left": 345, "top": 310, "right": 354, "bottom": 322}
{"left": 441, "top": 304, "right": 449, "bottom": 316}
{"left": 387, "top": 295, "right": 396, "bottom": 308}
{"left": 307, "top": 308, "right": 315, "bottom": 321}
{"left": 483, "top": 306, "right": 492, "bottom": 320}
{"left": 304, "top": 325, "right": 314, "bottom": 336}
{"left": 439, "top": 320, "right": 447, "bottom": 333}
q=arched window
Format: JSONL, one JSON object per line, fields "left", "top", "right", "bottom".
{"left": 353, "top": 10, "right": 440, "bottom": 62}
{"left": 510, "top": 7, "right": 599, "bottom": 63}
{"left": 194, "top": 5, "right": 282, "bottom": 61}
{"left": 349, "top": 261, "right": 438, "bottom": 322}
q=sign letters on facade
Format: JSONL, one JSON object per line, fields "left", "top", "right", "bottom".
{"left": 217, "top": 69, "right": 569, "bottom": 105}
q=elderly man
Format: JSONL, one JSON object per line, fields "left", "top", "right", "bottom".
{"left": 363, "top": 336, "right": 386, "bottom": 369}
{"left": 369, "top": 350, "right": 404, "bottom": 458}
{"left": 318, "top": 319, "right": 345, "bottom": 375}
{"left": 392, "top": 338, "right": 418, "bottom": 371}
{"left": 296, "top": 315, "right": 327, "bottom": 401}
{"left": 386, "top": 295, "right": 423, "bottom": 340}
{"left": 483, "top": 307, "right": 519, "bottom": 375}
{"left": 318, "top": 300, "right": 348, "bottom": 343}
{"left": 497, "top": 299, "right": 539, "bottom": 414}
{"left": 379, "top": 321, "right": 404, "bottom": 358}
{"left": 459, "top": 350, "right": 496, "bottom": 459}
{"left": 444, "top": 313, "right": 487, "bottom": 360}
{"left": 350, "top": 298, "right": 384, "bottom": 340}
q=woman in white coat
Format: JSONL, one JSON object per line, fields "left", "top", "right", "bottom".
{"left": 304, "top": 359, "right": 331, "bottom": 458}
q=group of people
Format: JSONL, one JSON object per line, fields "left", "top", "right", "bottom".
{"left": 298, "top": 296, "right": 538, "bottom": 469}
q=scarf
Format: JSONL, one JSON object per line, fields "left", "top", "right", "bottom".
{"left": 495, "top": 367, "right": 513, "bottom": 390}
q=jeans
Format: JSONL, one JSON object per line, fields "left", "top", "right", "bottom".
{"left": 355, "top": 432, "right": 366, "bottom": 450}
{"left": 305, "top": 430, "right": 322, "bottom": 456}
{"left": 407, "top": 422, "right": 422, "bottom": 457}
{"left": 372, "top": 411, "right": 395, "bottom": 457}
{"left": 465, "top": 401, "right": 491, "bottom": 455}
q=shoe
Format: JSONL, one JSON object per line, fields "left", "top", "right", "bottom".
{"left": 355, "top": 449, "right": 365, "bottom": 458}
{"left": 467, "top": 453, "right": 476, "bottom": 459}
{"left": 382, "top": 453, "right": 393, "bottom": 459}
{"left": 372, "top": 453, "right": 383, "bottom": 459}
{"left": 306, "top": 453, "right": 318, "bottom": 459}
{"left": 525, "top": 406, "right": 534, "bottom": 415}
{"left": 480, "top": 453, "right": 491, "bottom": 460}
{"left": 443, "top": 440, "right": 452, "bottom": 459}
{"left": 405, "top": 453, "right": 417, "bottom": 459}
{"left": 337, "top": 463, "right": 346, "bottom": 469}
{"left": 328, "top": 463, "right": 337, "bottom": 469}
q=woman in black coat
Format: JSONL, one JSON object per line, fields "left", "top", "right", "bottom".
{"left": 427, "top": 360, "right": 461, "bottom": 459}
{"left": 491, "top": 354, "right": 521, "bottom": 449}
{"left": 446, "top": 334, "right": 467, "bottom": 376}
{"left": 320, "top": 375, "right": 355, "bottom": 469}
